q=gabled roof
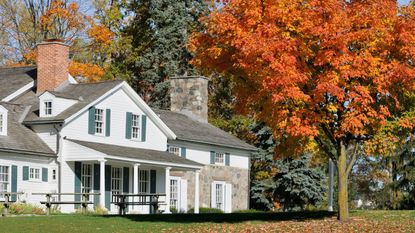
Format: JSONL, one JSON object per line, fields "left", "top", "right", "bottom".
{"left": 16, "top": 80, "right": 124, "bottom": 124}
{"left": 155, "top": 109, "right": 257, "bottom": 151}
{"left": 0, "top": 66, "right": 36, "bottom": 100}
{"left": 0, "top": 102, "right": 55, "bottom": 157}
{"left": 67, "top": 139, "right": 202, "bottom": 169}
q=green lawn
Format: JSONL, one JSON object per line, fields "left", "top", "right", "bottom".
{"left": 0, "top": 211, "right": 414, "bottom": 233}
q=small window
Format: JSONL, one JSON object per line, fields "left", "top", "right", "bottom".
{"left": 29, "top": 167, "right": 41, "bottom": 181}
{"left": 215, "top": 152, "right": 225, "bottom": 165}
{"left": 44, "top": 101, "right": 52, "bottom": 116}
{"left": 0, "top": 165, "right": 9, "bottom": 199}
{"left": 95, "top": 108, "right": 104, "bottom": 135}
{"left": 52, "top": 169, "right": 57, "bottom": 180}
{"left": 131, "top": 114, "right": 140, "bottom": 139}
{"left": 168, "top": 146, "right": 180, "bottom": 156}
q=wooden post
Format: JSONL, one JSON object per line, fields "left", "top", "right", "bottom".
{"left": 82, "top": 194, "right": 87, "bottom": 214}
{"left": 46, "top": 194, "right": 51, "bottom": 216}
{"left": 2, "top": 194, "right": 9, "bottom": 217}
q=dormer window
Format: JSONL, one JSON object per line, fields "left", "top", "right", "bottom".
{"left": 0, "top": 106, "right": 7, "bottom": 136}
{"left": 44, "top": 101, "right": 52, "bottom": 116}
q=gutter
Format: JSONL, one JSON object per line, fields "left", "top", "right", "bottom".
{"left": 0, "top": 148, "right": 56, "bottom": 157}
{"left": 170, "top": 138, "right": 258, "bottom": 152}
{"left": 23, "top": 119, "right": 65, "bottom": 125}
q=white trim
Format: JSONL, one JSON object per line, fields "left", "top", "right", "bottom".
{"left": 29, "top": 167, "right": 41, "bottom": 182}
{"left": 2, "top": 81, "right": 34, "bottom": 102}
{"left": 104, "top": 155, "right": 202, "bottom": 170}
{"left": 63, "top": 82, "right": 177, "bottom": 139}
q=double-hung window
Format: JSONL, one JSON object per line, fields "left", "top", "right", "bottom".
{"left": 95, "top": 108, "right": 104, "bottom": 135}
{"left": 44, "top": 101, "right": 52, "bottom": 116}
{"left": 170, "top": 179, "right": 179, "bottom": 211}
{"left": 215, "top": 152, "right": 225, "bottom": 165}
{"left": 111, "top": 167, "right": 122, "bottom": 196}
{"left": 168, "top": 146, "right": 180, "bottom": 156}
{"left": 81, "top": 164, "right": 92, "bottom": 200}
{"left": 131, "top": 114, "right": 140, "bottom": 139}
{"left": 138, "top": 170, "right": 149, "bottom": 203}
{"left": 29, "top": 167, "right": 40, "bottom": 181}
{"left": 215, "top": 183, "right": 225, "bottom": 211}
{"left": 0, "top": 165, "right": 9, "bottom": 199}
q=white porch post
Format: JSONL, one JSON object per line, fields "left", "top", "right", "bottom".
{"left": 165, "top": 167, "right": 171, "bottom": 214}
{"left": 194, "top": 170, "right": 200, "bottom": 214}
{"left": 133, "top": 163, "right": 140, "bottom": 211}
{"left": 99, "top": 159, "right": 106, "bottom": 209}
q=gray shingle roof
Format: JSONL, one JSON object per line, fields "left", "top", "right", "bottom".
{"left": 67, "top": 139, "right": 203, "bottom": 168}
{"left": 0, "top": 102, "right": 55, "bottom": 156}
{"left": 0, "top": 66, "right": 36, "bottom": 100}
{"left": 154, "top": 109, "right": 257, "bottom": 151}
{"left": 16, "top": 80, "right": 124, "bottom": 123}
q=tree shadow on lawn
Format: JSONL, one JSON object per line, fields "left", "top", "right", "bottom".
{"left": 99, "top": 211, "right": 336, "bottom": 224}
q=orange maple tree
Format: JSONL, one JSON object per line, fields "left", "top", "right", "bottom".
{"left": 190, "top": 0, "right": 415, "bottom": 220}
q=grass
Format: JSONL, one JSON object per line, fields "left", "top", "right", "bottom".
{"left": 0, "top": 210, "right": 414, "bottom": 233}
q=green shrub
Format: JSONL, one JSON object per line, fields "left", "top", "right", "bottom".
{"left": 232, "top": 209, "right": 264, "bottom": 213}
{"left": 188, "top": 207, "right": 224, "bottom": 214}
{"left": 9, "top": 203, "right": 45, "bottom": 215}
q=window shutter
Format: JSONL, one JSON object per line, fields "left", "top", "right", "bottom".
{"left": 166, "top": 144, "right": 170, "bottom": 152}
{"left": 150, "top": 170, "right": 156, "bottom": 193}
{"left": 141, "top": 115, "right": 147, "bottom": 142}
{"left": 105, "top": 165, "right": 111, "bottom": 210}
{"left": 74, "top": 162, "right": 82, "bottom": 209}
{"left": 123, "top": 167, "right": 129, "bottom": 193}
{"left": 225, "top": 153, "right": 230, "bottom": 166}
{"left": 125, "top": 112, "right": 132, "bottom": 139}
{"left": 11, "top": 165, "right": 17, "bottom": 201}
{"left": 88, "top": 107, "right": 96, "bottom": 135}
{"left": 211, "top": 182, "right": 216, "bottom": 208}
{"left": 105, "top": 109, "right": 111, "bottom": 137}
{"left": 225, "top": 183, "right": 232, "bottom": 213}
{"left": 42, "top": 168, "right": 48, "bottom": 182}
{"left": 181, "top": 147, "right": 187, "bottom": 158}
{"left": 180, "top": 179, "right": 188, "bottom": 212}
{"left": 23, "top": 166, "right": 29, "bottom": 181}
{"left": 210, "top": 151, "right": 216, "bottom": 165}
{"left": 93, "top": 164, "right": 100, "bottom": 208}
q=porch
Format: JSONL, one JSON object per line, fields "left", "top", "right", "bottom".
{"left": 60, "top": 139, "right": 202, "bottom": 214}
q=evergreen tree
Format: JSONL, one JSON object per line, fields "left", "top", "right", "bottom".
{"left": 115, "top": 0, "right": 207, "bottom": 108}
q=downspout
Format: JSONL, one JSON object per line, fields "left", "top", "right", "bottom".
{"left": 53, "top": 124, "right": 62, "bottom": 199}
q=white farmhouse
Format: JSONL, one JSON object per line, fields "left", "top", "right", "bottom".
{"left": 0, "top": 40, "right": 255, "bottom": 214}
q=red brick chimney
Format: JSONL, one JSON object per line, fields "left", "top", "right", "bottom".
{"left": 36, "top": 40, "right": 70, "bottom": 93}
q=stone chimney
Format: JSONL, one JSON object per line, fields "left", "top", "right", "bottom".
{"left": 36, "top": 40, "right": 70, "bottom": 93}
{"left": 170, "top": 76, "right": 209, "bottom": 123}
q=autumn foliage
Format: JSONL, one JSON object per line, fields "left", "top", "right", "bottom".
{"left": 190, "top": 0, "right": 415, "bottom": 220}
{"left": 69, "top": 61, "right": 105, "bottom": 82}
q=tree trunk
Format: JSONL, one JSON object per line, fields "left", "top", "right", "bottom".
{"left": 337, "top": 143, "right": 349, "bottom": 221}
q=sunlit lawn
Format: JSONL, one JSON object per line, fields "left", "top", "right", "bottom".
{"left": 0, "top": 210, "right": 414, "bottom": 233}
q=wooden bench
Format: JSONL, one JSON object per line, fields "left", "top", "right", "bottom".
{"left": 33, "top": 193, "right": 99, "bottom": 215}
{"left": 112, "top": 193, "right": 166, "bottom": 215}
{"left": 0, "top": 192, "right": 24, "bottom": 217}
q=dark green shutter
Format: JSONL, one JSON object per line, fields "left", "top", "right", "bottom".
{"left": 150, "top": 170, "right": 156, "bottom": 193}
{"left": 141, "top": 115, "right": 147, "bottom": 141}
{"left": 11, "top": 165, "right": 17, "bottom": 201}
{"left": 93, "top": 164, "right": 100, "bottom": 208}
{"left": 105, "top": 165, "right": 111, "bottom": 210}
{"left": 123, "top": 167, "right": 129, "bottom": 193}
{"left": 23, "top": 166, "right": 29, "bottom": 181}
{"left": 42, "top": 168, "right": 48, "bottom": 182}
{"left": 74, "top": 162, "right": 82, "bottom": 209}
{"left": 210, "top": 151, "right": 216, "bottom": 164}
{"left": 125, "top": 112, "right": 132, "bottom": 139}
{"left": 105, "top": 109, "right": 111, "bottom": 137}
{"left": 88, "top": 107, "right": 96, "bottom": 135}
{"left": 181, "top": 147, "right": 187, "bottom": 158}
{"left": 225, "top": 153, "right": 230, "bottom": 166}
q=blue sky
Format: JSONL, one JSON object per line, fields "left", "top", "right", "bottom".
{"left": 399, "top": 0, "right": 411, "bottom": 5}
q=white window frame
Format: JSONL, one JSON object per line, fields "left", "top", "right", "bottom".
{"left": 0, "top": 165, "right": 10, "bottom": 200}
{"left": 215, "top": 152, "right": 225, "bottom": 166}
{"left": 138, "top": 170, "right": 149, "bottom": 193}
{"left": 81, "top": 164, "right": 93, "bottom": 200}
{"left": 52, "top": 169, "right": 57, "bottom": 181}
{"left": 0, "top": 107, "right": 8, "bottom": 136}
{"left": 111, "top": 167, "right": 123, "bottom": 196}
{"left": 168, "top": 146, "right": 180, "bottom": 156}
{"left": 170, "top": 177, "right": 180, "bottom": 211}
{"left": 212, "top": 181, "right": 226, "bottom": 211}
{"left": 44, "top": 100, "right": 53, "bottom": 116}
{"left": 94, "top": 108, "right": 105, "bottom": 135}
{"left": 29, "top": 167, "right": 41, "bottom": 181}
{"left": 131, "top": 114, "right": 141, "bottom": 140}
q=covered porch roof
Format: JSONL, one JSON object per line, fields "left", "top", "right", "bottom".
{"left": 64, "top": 139, "right": 203, "bottom": 170}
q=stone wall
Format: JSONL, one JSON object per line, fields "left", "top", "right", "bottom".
{"left": 170, "top": 76, "right": 208, "bottom": 123}
{"left": 171, "top": 165, "right": 249, "bottom": 212}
